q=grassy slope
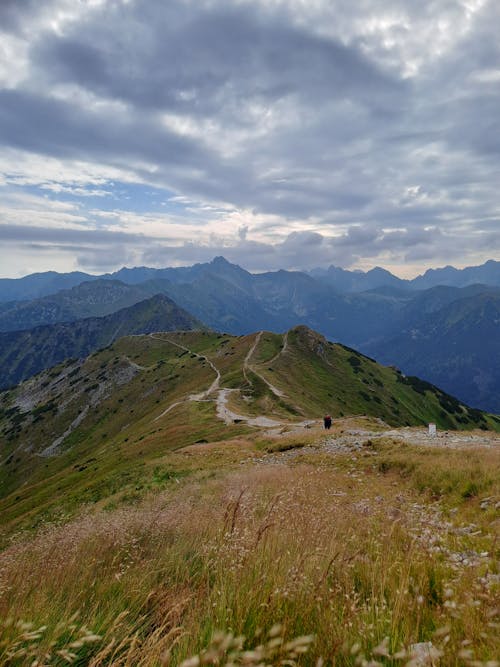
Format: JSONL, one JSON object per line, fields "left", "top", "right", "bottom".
{"left": 250, "top": 327, "right": 499, "bottom": 429}
{"left": 0, "top": 437, "right": 498, "bottom": 665}
{"left": 0, "top": 327, "right": 499, "bottom": 664}
{"left": 0, "top": 332, "right": 247, "bottom": 532}
{"left": 1, "top": 327, "right": 498, "bottom": 535}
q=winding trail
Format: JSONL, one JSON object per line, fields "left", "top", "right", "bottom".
{"left": 243, "top": 331, "right": 286, "bottom": 399}
{"left": 147, "top": 332, "right": 311, "bottom": 431}
{"left": 150, "top": 334, "right": 221, "bottom": 421}
{"left": 267, "top": 331, "right": 289, "bottom": 366}
{"left": 215, "top": 388, "right": 282, "bottom": 427}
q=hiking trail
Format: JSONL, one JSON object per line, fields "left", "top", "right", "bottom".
{"left": 151, "top": 331, "right": 297, "bottom": 428}
{"left": 151, "top": 334, "right": 221, "bottom": 421}
{"left": 243, "top": 331, "right": 287, "bottom": 399}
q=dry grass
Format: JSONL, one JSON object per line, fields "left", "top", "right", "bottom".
{"left": 0, "top": 441, "right": 499, "bottom": 665}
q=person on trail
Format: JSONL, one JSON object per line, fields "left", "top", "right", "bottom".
{"left": 323, "top": 415, "right": 332, "bottom": 430}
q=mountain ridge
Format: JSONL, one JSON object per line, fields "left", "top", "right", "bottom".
{"left": 2, "top": 257, "right": 500, "bottom": 303}
{"left": 0, "top": 279, "right": 172, "bottom": 332}
{"left": 1, "top": 257, "right": 498, "bottom": 413}
{"left": 0, "top": 294, "right": 202, "bottom": 389}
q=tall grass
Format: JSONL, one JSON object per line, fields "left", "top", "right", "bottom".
{"left": 0, "top": 443, "right": 498, "bottom": 665}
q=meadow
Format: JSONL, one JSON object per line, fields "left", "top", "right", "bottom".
{"left": 0, "top": 432, "right": 498, "bottom": 666}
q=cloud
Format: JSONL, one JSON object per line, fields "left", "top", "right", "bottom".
{"left": 0, "top": 0, "right": 45, "bottom": 34}
{"left": 0, "top": 0, "right": 499, "bottom": 277}
{"left": 238, "top": 225, "right": 248, "bottom": 241}
{"left": 33, "top": 2, "right": 399, "bottom": 114}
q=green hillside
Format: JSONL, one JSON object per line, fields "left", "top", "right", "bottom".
{"left": 1, "top": 326, "right": 499, "bottom": 666}
{"left": 0, "top": 293, "right": 201, "bottom": 389}
{"left": 250, "top": 327, "right": 498, "bottom": 429}
{"left": 1, "top": 326, "right": 497, "bottom": 536}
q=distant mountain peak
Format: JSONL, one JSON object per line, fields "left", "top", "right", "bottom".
{"left": 210, "top": 255, "right": 232, "bottom": 265}
{"left": 367, "top": 266, "right": 396, "bottom": 276}
{"left": 208, "top": 256, "right": 251, "bottom": 275}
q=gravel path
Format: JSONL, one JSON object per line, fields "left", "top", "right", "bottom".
{"left": 215, "top": 388, "right": 282, "bottom": 427}
{"left": 152, "top": 331, "right": 295, "bottom": 428}
{"left": 255, "top": 424, "right": 500, "bottom": 466}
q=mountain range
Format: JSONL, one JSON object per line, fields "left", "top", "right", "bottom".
{"left": 0, "top": 257, "right": 498, "bottom": 412}
{"left": 1, "top": 258, "right": 500, "bottom": 304}
{"left": 0, "top": 279, "right": 166, "bottom": 332}
{"left": 309, "top": 258, "right": 500, "bottom": 292}
{"left": 364, "top": 292, "right": 500, "bottom": 414}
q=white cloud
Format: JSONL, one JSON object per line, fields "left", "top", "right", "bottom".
{"left": 0, "top": 149, "right": 139, "bottom": 189}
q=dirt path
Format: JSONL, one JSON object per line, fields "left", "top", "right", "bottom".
{"left": 242, "top": 331, "right": 261, "bottom": 385}
{"left": 267, "top": 331, "right": 289, "bottom": 366}
{"left": 215, "top": 388, "right": 282, "bottom": 427}
{"left": 243, "top": 331, "right": 286, "bottom": 399}
{"left": 151, "top": 334, "right": 284, "bottom": 427}
{"left": 149, "top": 332, "right": 302, "bottom": 428}
{"left": 146, "top": 333, "right": 338, "bottom": 433}
{"left": 151, "top": 334, "right": 221, "bottom": 421}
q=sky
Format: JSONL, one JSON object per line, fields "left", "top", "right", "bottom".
{"left": 0, "top": 0, "right": 499, "bottom": 279}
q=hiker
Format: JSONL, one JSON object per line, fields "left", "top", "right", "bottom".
{"left": 323, "top": 414, "right": 332, "bottom": 430}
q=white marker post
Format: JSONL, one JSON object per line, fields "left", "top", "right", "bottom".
{"left": 428, "top": 423, "right": 437, "bottom": 437}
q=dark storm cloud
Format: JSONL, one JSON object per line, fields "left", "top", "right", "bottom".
{"left": 0, "top": 89, "right": 206, "bottom": 166}
{"left": 33, "top": 2, "right": 399, "bottom": 116}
